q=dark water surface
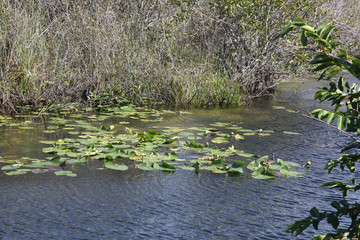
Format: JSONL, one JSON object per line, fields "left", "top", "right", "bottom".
{"left": 0, "top": 79, "right": 355, "bottom": 239}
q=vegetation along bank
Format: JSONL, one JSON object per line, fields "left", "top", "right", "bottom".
{"left": 0, "top": 0, "right": 359, "bottom": 114}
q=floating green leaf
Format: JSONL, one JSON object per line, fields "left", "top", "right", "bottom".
{"left": 279, "top": 165, "right": 303, "bottom": 177}
{"left": 184, "top": 141, "right": 203, "bottom": 148}
{"left": 252, "top": 166, "right": 275, "bottom": 179}
{"left": 283, "top": 131, "right": 301, "bottom": 135}
{"left": 228, "top": 160, "right": 245, "bottom": 173}
{"left": 137, "top": 162, "right": 154, "bottom": 170}
{"left": 211, "top": 137, "right": 228, "bottom": 144}
{"left": 6, "top": 169, "right": 32, "bottom": 175}
{"left": 158, "top": 160, "right": 176, "bottom": 171}
{"left": 54, "top": 170, "right": 77, "bottom": 177}
{"left": 104, "top": 161, "right": 128, "bottom": 171}
{"left": 1, "top": 164, "right": 20, "bottom": 171}
{"left": 247, "top": 160, "right": 260, "bottom": 171}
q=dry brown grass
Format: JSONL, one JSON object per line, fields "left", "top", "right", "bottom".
{"left": 0, "top": 0, "right": 357, "bottom": 114}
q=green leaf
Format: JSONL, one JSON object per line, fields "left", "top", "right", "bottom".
{"left": 184, "top": 141, "right": 203, "bottom": 148}
{"left": 152, "top": 161, "right": 176, "bottom": 171}
{"left": 301, "top": 29, "right": 308, "bottom": 46}
{"left": 317, "top": 38, "right": 330, "bottom": 48}
{"left": 300, "top": 25, "right": 315, "bottom": 33}
{"left": 54, "top": 170, "right": 77, "bottom": 177}
{"left": 137, "top": 162, "right": 154, "bottom": 171}
{"left": 192, "top": 161, "right": 201, "bottom": 172}
{"left": 327, "top": 213, "right": 339, "bottom": 229}
{"left": 163, "top": 136, "right": 179, "bottom": 144}
{"left": 312, "top": 62, "right": 334, "bottom": 72}
{"left": 148, "top": 129, "right": 162, "bottom": 135}
{"left": 321, "top": 181, "right": 343, "bottom": 188}
{"left": 229, "top": 160, "right": 244, "bottom": 173}
{"left": 310, "top": 207, "right": 320, "bottom": 218}
{"left": 310, "top": 55, "right": 333, "bottom": 64}
{"left": 317, "top": 109, "right": 328, "bottom": 119}
{"left": 1, "top": 165, "right": 20, "bottom": 171}
{"left": 326, "top": 112, "right": 336, "bottom": 124}
{"left": 211, "top": 137, "right": 228, "bottom": 144}
{"left": 283, "top": 131, "right": 301, "bottom": 135}
{"left": 5, "top": 169, "right": 32, "bottom": 175}
{"left": 252, "top": 166, "right": 275, "bottom": 179}
{"left": 319, "top": 65, "right": 342, "bottom": 80}
{"left": 317, "top": 22, "right": 332, "bottom": 35}
{"left": 247, "top": 160, "right": 260, "bottom": 171}
{"left": 280, "top": 165, "right": 302, "bottom": 177}
{"left": 105, "top": 161, "right": 128, "bottom": 171}
{"left": 322, "top": 26, "right": 335, "bottom": 41}
{"left": 159, "top": 160, "right": 176, "bottom": 170}
{"left": 282, "top": 24, "right": 295, "bottom": 36}
{"left": 337, "top": 114, "right": 346, "bottom": 130}
{"left": 291, "top": 18, "right": 305, "bottom": 26}
{"left": 306, "top": 31, "right": 320, "bottom": 39}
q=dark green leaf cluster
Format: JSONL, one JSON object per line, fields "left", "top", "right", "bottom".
{"left": 286, "top": 201, "right": 360, "bottom": 239}
{"left": 312, "top": 76, "right": 360, "bottom": 132}
{"left": 283, "top": 18, "right": 360, "bottom": 80}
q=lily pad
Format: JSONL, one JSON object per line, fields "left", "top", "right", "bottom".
{"left": 283, "top": 131, "right": 301, "bottom": 135}
{"left": 54, "top": 170, "right": 77, "bottom": 177}
{"left": 277, "top": 158, "right": 300, "bottom": 167}
{"left": 237, "top": 151, "right": 257, "bottom": 158}
{"left": 184, "top": 141, "right": 203, "bottom": 148}
{"left": 1, "top": 165, "right": 20, "bottom": 171}
{"left": 228, "top": 160, "right": 245, "bottom": 173}
{"left": 252, "top": 166, "right": 275, "bottom": 179}
{"left": 153, "top": 161, "right": 176, "bottom": 171}
{"left": 279, "top": 165, "right": 302, "bottom": 177}
{"left": 247, "top": 160, "right": 260, "bottom": 171}
{"left": 104, "top": 161, "right": 128, "bottom": 171}
{"left": 137, "top": 162, "right": 154, "bottom": 170}
{"left": 211, "top": 137, "right": 228, "bottom": 144}
{"left": 6, "top": 169, "right": 32, "bottom": 175}
{"left": 163, "top": 136, "right": 179, "bottom": 144}
{"left": 68, "top": 131, "right": 80, "bottom": 135}
{"left": 208, "top": 148, "right": 235, "bottom": 157}
{"left": 43, "top": 130, "right": 56, "bottom": 134}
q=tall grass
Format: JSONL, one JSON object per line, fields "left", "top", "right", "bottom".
{"left": 0, "top": 0, "right": 357, "bottom": 114}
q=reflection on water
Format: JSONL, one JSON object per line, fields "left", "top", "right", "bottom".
{"left": 0, "top": 79, "right": 352, "bottom": 239}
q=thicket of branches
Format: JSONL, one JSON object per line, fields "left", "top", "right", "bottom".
{"left": 0, "top": 0, "right": 358, "bottom": 114}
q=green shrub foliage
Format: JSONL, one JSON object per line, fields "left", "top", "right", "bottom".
{"left": 283, "top": 19, "right": 360, "bottom": 239}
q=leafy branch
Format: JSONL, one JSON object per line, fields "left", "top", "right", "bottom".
{"left": 283, "top": 19, "right": 360, "bottom": 239}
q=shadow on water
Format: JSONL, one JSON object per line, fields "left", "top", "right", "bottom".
{"left": 0, "top": 78, "right": 353, "bottom": 239}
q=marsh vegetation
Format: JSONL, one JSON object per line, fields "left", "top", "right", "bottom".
{"left": 0, "top": 0, "right": 358, "bottom": 114}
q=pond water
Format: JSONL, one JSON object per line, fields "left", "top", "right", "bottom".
{"left": 0, "top": 79, "right": 354, "bottom": 239}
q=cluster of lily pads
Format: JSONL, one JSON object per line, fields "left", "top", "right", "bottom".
{"left": 0, "top": 104, "right": 303, "bottom": 178}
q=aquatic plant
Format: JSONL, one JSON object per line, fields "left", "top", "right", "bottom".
{"left": 0, "top": 105, "right": 303, "bottom": 179}
{"left": 1, "top": 0, "right": 352, "bottom": 115}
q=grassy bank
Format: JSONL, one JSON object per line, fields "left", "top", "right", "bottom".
{"left": 0, "top": 0, "right": 358, "bottom": 114}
